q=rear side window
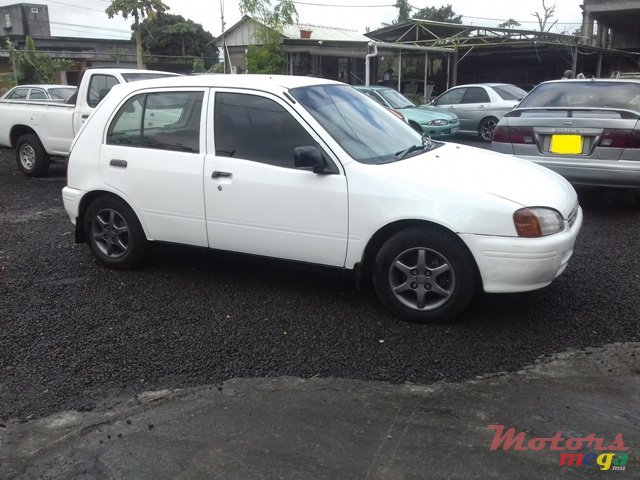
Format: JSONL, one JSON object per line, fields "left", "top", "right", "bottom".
{"left": 29, "top": 89, "right": 48, "bottom": 100}
{"left": 518, "top": 82, "right": 640, "bottom": 111}
{"left": 492, "top": 85, "right": 527, "bottom": 100}
{"left": 107, "top": 91, "right": 203, "bottom": 153}
{"left": 214, "top": 92, "right": 321, "bottom": 168}
{"left": 87, "top": 74, "right": 119, "bottom": 108}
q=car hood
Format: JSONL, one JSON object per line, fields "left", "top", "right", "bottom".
{"left": 379, "top": 142, "right": 578, "bottom": 217}
{"left": 413, "top": 105, "right": 458, "bottom": 120}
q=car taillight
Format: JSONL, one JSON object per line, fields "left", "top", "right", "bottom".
{"left": 492, "top": 126, "right": 535, "bottom": 144}
{"left": 599, "top": 129, "right": 640, "bottom": 148}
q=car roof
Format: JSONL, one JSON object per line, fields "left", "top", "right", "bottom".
{"left": 354, "top": 85, "right": 394, "bottom": 90}
{"left": 537, "top": 78, "right": 640, "bottom": 86}
{"left": 7, "top": 84, "right": 75, "bottom": 89}
{"left": 114, "top": 74, "right": 342, "bottom": 96}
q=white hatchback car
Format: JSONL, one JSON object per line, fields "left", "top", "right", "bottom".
{"left": 62, "top": 75, "right": 582, "bottom": 323}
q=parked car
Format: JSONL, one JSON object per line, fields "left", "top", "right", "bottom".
{"left": 431, "top": 83, "right": 527, "bottom": 141}
{"left": 354, "top": 85, "right": 460, "bottom": 139}
{"left": 62, "top": 75, "right": 582, "bottom": 324}
{"left": 492, "top": 79, "right": 640, "bottom": 192}
{"left": 0, "top": 68, "right": 179, "bottom": 177}
{"left": 1, "top": 84, "right": 77, "bottom": 102}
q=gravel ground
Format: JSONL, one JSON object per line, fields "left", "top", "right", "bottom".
{"left": 1, "top": 147, "right": 639, "bottom": 421}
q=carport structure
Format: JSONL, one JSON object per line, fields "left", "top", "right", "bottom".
{"left": 366, "top": 19, "right": 639, "bottom": 94}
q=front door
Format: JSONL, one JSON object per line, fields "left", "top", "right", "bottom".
{"left": 204, "top": 90, "right": 349, "bottom": 267}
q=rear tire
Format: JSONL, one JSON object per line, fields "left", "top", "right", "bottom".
{"left": 373, "top": 227, "right": 478, "bottom": 323}
{"left": 16, "top": 134, "right": 50, "bottom": 177}
{"left": 84, "top": 196, "right": 147, "bottom": 269}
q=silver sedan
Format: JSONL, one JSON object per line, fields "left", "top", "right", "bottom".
{"left": 492, "top": 79, "right": 640, "bottom": 192}
{"left": 431, "top": 83, "right": 526, "bottom": 141}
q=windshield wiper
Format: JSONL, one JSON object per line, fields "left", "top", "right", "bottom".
{"left": 395, "top": 134, "right": 434, "bottom": 160}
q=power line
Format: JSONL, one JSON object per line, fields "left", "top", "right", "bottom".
{"left": 293, "top": 1, "right": 395, "bottom": 7}
{"left": 47, "top": 0, "right": 107, "bottom": 13}
{"left": 49, "top": 20, "right": 131, "bottom": 34}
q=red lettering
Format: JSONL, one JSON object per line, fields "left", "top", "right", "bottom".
{"left": 559, "top": 453, "right": 584, "bottom": 466}
{"left": 606, "top": 434, "right": 629, "bottom": 451}
{"left": 548, "top": 431, "right": 565, "bottom": 451}
{"left": 487, "top": 425, "right": 527, "bottom": 451}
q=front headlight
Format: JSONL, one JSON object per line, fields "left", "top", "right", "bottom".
{"left": 425, "top": 119, "right": 449, "bottom": 126}
{"left": 513, "top": 207, "right": 565, "bottom": 237}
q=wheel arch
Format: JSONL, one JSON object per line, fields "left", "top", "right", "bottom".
{"left": 10, "top": 125, "right": 39, "bottom": 148}
{"left": 358, "top": 219, "right": 482, "bottom": 288}
{"left": 478, "top": 115, "right": 499, "bottom": 130}
{"left": 75, "top": 190, "right": 148, "bottom": 243}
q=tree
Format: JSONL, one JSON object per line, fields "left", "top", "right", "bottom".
{"left": 394, "top": 0, "right": 411, "bottom": 23}
{"left": 498, "top": 18, "right": 521, "bottom": 29}
{"left": 105, "top": 0, "right": 169, "bottom": 68}
{"left": 239, "top": 0, "right": 297, "bottom": 74}
{"left": 7, "top": 37, "right": 74, "bottom": 84}
{"left": 413, "top": 4, "right": 462, "bottom": 24}
{"left": 138, "top": 13, "right": 219, "bottom": 68}
{"left": 532, "top": 0, "right": 557, "bottom": 32}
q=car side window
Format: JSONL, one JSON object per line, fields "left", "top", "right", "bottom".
{"left": 7, "top": 88, "right": 28, "bottom": 100}
{"left": 462, "top": 87, "right": 490, "bottom": 104}
{"left": 29, "top": 89, "right": 47, "bottom": 100}
{"left": 214, "top": 92, "right": 321, "bottom": 169}
{"left": 107, "top": 91, "right": 203, "bottom": 153}
{"left": 87, "top": 74, "right": 119, "bottom": 108}
{"left": 436, "top": 88, "right": 465, "bottom": 105}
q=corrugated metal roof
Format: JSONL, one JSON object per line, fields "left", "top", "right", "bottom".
{"left": 282, "top": 24, "right": 370, "bottom": 42}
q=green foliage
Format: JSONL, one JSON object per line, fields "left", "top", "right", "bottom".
{"left": 240, "top": 0, "right": 298, "bottom": 30}
{"left": 238, "top": 0, "right": 296, "bottom": 74}
{"left": 106, "top": 0, "right": 170, "bottom": 67}
{"left": 191, "top": 56, "right": 204, "bottom": 73}
{"left": 413, "top": 4, "right": 462, "bottom": 24}
{"left": 394, "top": 0, "right": 411, "bottom": 23}
{"left": 6, "top": 37, "right": 74, "bottom": 84}
{"left": 498, "top": 18, "right": 521, "bottom": 29}
{"left": 139, "top": 13, "right": 219, "bottom": 67}
{"left": 246, "top": 42, "right": 287, "bottom": 74}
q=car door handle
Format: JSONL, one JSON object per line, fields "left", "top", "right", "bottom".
{"left": 110, "top": 159, "right": 127, "bottom": 168}
{"left": 212, "top": 171, "right": 232, "bottom": 179}
{"left": 81, "top": 114, "right": 90, "bottom": 119}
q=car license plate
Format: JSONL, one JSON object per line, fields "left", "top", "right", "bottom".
{"left": 550, "top": 134, "right": 582, "bottom": 154}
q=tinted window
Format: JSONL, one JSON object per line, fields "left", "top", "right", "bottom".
{"left": 107, "top": 91, "right": 203, "bottom": 153}
{"left": 7, "top": 88, "right": 28, "bottom": 100}
{"left": 121, "top": 72, "right": 178, "bottom": 82}
{"left": 49, "top": 87, "right": 76, "bottom": 100}
{"left": 518, "top": 81, "right": 640, "bottom": 111}
{"left": 436, "top": 88, "right": 465, "bottom": 105}
{"left": 87, "top": 74, "right": 119, "bottom": 108}
{"left": 492, "top": 84, "right": 527, "bottom": 100}
{"left": 377, "top": 88, "right": 414, "bottom": 109}
{"left": 29, "top": 89, "right": 48, "bottom": 100}
{"left": 214, "top": 92, "right": 321, "bottom": 168}
{"left": 462, "top": 87, "right": 490, "bottom": 103}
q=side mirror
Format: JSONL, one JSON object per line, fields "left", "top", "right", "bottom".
{"left": 294, "top": 146, "right": 336, "bottom": 174}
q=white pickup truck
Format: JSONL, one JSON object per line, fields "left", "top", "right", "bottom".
{"left": 0, "top": 68, "right": 178, "bottom": 176}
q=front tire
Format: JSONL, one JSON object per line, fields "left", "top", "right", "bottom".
{"left": 84, "top": 196, "right": 147, "bottom": 269}
{"left": 373, "top": 227, "right": 478, "bottom": 323}
{"left": 479, "top": 117, "right": 499, "bottom": 142}
{"left": 16, "top": 134, "right": 50, "bottom": 177}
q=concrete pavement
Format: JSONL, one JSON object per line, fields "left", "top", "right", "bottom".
{"left": 2, "top": 343, "right": 639, "bottom": 479}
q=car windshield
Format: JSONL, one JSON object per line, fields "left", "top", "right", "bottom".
{"left": 49, "top": 87, "right": 76, "bottom": 100}
{"left": 377, "top": 88, "right": 415, "bottom": 109}
{"left": 492, "top": 84, "right": 527, "bottom": 100}
{"left": 122, "top": 73, "right": 179, "bottom": 82}
{"left": 518, "top": 81, "right": 640, "bottom": 111}
{"left": 290, "top": 84, "right": 428, "bottom": 164}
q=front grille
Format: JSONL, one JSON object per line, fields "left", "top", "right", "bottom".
{"left": 567, "top": 207, "right": 578, "bottom": 228}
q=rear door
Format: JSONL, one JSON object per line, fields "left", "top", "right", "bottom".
{"left": 100, "top": 88, "right": 209, "bottom": 246}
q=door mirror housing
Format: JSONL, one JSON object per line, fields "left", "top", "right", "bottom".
{"left": 294, "top": 146, "right": 336, "bottom": 174}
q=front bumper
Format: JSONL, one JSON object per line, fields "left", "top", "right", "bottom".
{"left": 422, "top": 123, "right": 460, "bottom": 139}
{"left": 460, "top": 207, "right": 583, "bottom": 293}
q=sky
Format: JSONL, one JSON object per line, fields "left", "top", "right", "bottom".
{"left": 0, "top": 0, "right": 586, "bottom": 39}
